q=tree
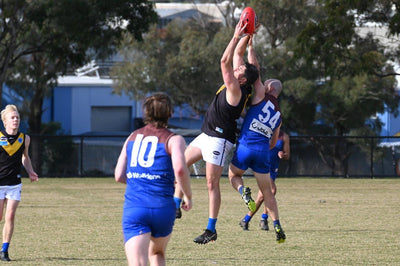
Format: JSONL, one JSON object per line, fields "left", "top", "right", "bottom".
{"left": 111, "top": 16, "right": 229, "bottom": 114}
{"left": 3, "top": 0, "right": 158, "bottom": 173}
{"left": 0, "top": 0, "right": 157, "bottom": 106}
{"left": 113, "top": 0, "right": 400, "bottom": 176}
{"left": 287, "top": 0, "right": 400, "bottom": 175}
{"left": 232, "top": 1, "right": 399, "bottom": 175}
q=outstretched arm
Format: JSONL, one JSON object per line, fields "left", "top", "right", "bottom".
{"left": 221, "top": 20, "right": 247, "bottom": 105}
{"left": 233, "top": 35, "right": 250, "bottom": 70}
{"left": 247, "top": 35, "right": 260, "bottom": 71}
{"left": 247, "top": 35, "right": 264, "bottom": 103}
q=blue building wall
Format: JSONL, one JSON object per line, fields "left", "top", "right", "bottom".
{"left": 378, "top": 109, "right": 400, "bottom": 136}
{"left": 376, "top": 90, "right": 400, "bottom": 136}
{"left": 45, "top": 84, "right": 139, "bottom": 135}
{"left": 3, "top": 79, "right": 397, "bottom": 137}
{"left": 42, "top": 80, "right": 202, "bottom": 135}
{"left": 44, "top": 83, "right": 399, "bottom": 136}
{"left": 52, "top": 87, "right": 72, "bottom": 133}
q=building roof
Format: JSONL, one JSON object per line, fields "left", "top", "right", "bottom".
{"left": 57, "top": 76, "right": 112, "bottom": 86}
{"left": 155, "top": 2, "right": 225, "bottom": 23}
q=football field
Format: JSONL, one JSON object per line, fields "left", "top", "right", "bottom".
{"left": 9, "top": 177, "right": 400, "bottom": 265}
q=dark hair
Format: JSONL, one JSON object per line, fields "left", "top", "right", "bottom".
{"left": 244, "top": 62, "right": 259, "bottom": 85}
{"left": 143, "top": 93, "right": 172, "bottom": 128}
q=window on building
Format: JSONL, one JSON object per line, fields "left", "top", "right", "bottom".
{"left": 91, "top": 106, "right": 131, "bottom": 132}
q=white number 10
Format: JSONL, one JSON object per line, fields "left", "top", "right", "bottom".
{"left": 130, "top": 134, "right": 158, "bottom": 168}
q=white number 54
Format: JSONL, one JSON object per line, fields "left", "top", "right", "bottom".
{"left": 258, "top": 100, "right": 281, "bottom": 128}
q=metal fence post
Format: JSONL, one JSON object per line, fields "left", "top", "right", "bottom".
{"left": 370, "top": 137, "right": 374, "bottom": 179}
{"left": 80, "top": 136, "right": 84, "bottom": 177}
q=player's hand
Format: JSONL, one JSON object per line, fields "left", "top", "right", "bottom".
{"left": 249, "top": 35, "right": 254, "bottom": 47}
{"left": 181, "top": 196, "right": 193, "bottom": 211}
{"left": 29, "top": 172, "right": 39, "bottom": 182}
{"left": 278, "top": 151, "right": 289, "bottom": 160}
{"left": 234, "top": 19, "right": 247, "bottom": 38}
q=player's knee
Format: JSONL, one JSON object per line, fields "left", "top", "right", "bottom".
{"left": 5, "top": 212, "right": 16, "bottom": 222}
{"left": 206, "top": 178, "right": 220, "bottom": 191}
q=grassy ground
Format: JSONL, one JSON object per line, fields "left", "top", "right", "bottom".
{"left": 6, "top": 177, "right": 400, "bottom": 265}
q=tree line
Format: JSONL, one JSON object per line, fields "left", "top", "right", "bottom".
{"left": 1, "top": 0, "right": 400, "bottom": 176}
{"left": 111, "top": 0, "right": 400, "bottom": 175}
{"left": 0, "top": 0, "right": 157, "bottom": 173}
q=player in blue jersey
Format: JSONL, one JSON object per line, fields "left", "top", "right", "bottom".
{"left": 174, "top": 20, "right": 259, "bottom": 245}
{"left": 0, "top": 105, "right": 38, "bottom": 261}
{"left": 228, "top": 35, "right": 286, "bottom": 243}
{"left": 239, "top": 130, "right": 290, "bottom": 231}
{"left": 115, "top": 93, "right": 193, "bottom": 265}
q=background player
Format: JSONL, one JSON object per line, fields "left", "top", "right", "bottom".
{"left": 0, "top": 104, "right": 39, "bottom": 261}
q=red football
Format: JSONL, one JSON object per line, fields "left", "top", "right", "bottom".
{"left": 240, "top": 7, "right": 257, "bottom": 34}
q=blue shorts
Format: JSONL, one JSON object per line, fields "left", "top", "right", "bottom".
{"left": 122, "top": 206, "right": 175, "bottom": 243}
{"left": 269, "top": 155, "right": 281, "bottom": 181}
{"left": 231, "top": 144, "right": 270, "bottom": 174}
{"left": 270, "top": 167, "right": 278, "bottom": 181}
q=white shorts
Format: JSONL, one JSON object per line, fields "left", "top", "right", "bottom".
{"left": 189, "top": 133, "right": 234, "bottom": 167}
{"left": 0, "top": 184, "right": 22, "bottom": 201}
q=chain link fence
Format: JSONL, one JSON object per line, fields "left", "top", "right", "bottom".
{"left": 29, "top": 134, "right": 400, "bottom": 178}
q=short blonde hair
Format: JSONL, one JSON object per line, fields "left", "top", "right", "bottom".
{"left": 1, "top": 104, "right": 19, "bottom": 122}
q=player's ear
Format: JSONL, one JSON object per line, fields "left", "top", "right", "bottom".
{"left": 239, "top": 77, "right": 247, "bottom": 85}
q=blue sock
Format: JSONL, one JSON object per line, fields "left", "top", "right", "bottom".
{"left": 238, "top": 186, "right": 244, "bottom": 195}
{"left": 261, "top": 213, "right": 268, "bottom": 220}
{"left": 1, "top": 243, "right": 9, "bottom": 252}
{"left": 243, "top": 214, "right": 252, "bottom": 222}
{"left": 206, "top": 218, "right": 217, "bottom": 233}
{"left": 173, "top": 197, "right": 182, "bottom": 209}
{"left": 273, "top": 220, "right": 281, "bottom": 227}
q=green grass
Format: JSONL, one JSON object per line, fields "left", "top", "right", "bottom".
{"left": 7, "top": 177, "right": 400, "bottom": 265}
